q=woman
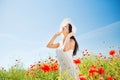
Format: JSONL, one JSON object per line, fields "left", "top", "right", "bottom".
{"left": 47, "top": 18, "right": 79, "bottom": 80}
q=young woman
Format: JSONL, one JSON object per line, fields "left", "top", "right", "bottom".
{"left": 47, "top": 19, "right": 79, "bottom": 80}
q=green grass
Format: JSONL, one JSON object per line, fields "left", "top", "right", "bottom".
{"left": 0, "top": 52, "right": 120, "bottom": 80}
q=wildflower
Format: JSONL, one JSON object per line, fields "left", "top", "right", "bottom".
{"left": 30, "top": 64, "right": 35, "bottom": 69}
{"left": 104, "top": 56, "right": 106, "bottom": 59}
{"left": 87, "top": 53, "right": 90, "bottom": 56}
{"left": 38, "top": 61, "right": 40, "bottom": 63}
{"left": 109, "top": 50, "right": 115, "bottom": 56}
{"left": 73, "top": 58, "right": 81, "bottom": 64}
{"left": 107, "top": 75, "right": 113, "bottom": 80}
{"left": 79, "top": 74, "right": 83, "bottom": 77}
{"left": 79, "top": 76, "right": 87, "bottom": 80}
{"left": 16, "top": 59, "right": 18, "bottom": 62}
{"left": 79, "top": 74, "right": 87, "bottom": 80}
{"left": 99, "top": 77, "right": 104, "bottom": 80}
{"left": 99, "top": 53, "right": 102, "bottom": 58}
{"left": 49, "top": 56, "right": 52, "bottom": 60}
{"left": 98, "top": 67, "right": 105, "bottom": 75}
{"left": 37, "top": 63, "right": 41, "bottom": 67}
{"left": 1, "top": 67, "right": 6, "bottom": 72}
{"left": 82, "top": 53, "right": 86, "bottom": 56}
{"left": 51, "top": 61, "right": 59, "bottom": 71}
{"left": 88, "top": 67, "right": 97, "bottom": 76}
{"left": 41, "top": 64, "right": 51, "bottom": 72}
{"left": 92, "top": 64, "right": 96, "bottom": 69}
{"left": 88, "top": 64, "right": 98, "bottom": 76}
{"left": 25, "top": 71, "right": 29, "bottom": 76}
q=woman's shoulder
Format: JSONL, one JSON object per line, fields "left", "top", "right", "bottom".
{"left": 70, "top": 38, "right": 75, "bottom": 45}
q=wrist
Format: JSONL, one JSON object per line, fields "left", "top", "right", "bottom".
{"left": 54, "top": 34, "right": 58, "bottom": 37}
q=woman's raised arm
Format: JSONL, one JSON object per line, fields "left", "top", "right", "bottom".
{"left": 46, "top": 32, "right": 61, "bottom": 48}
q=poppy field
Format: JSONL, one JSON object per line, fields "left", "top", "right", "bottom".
{"left": 0, "top": 49, "right": 120, "bottom": 80}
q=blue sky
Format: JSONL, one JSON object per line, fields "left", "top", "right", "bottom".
{"left": 0, "top": 0, "right": 120, "bottom": 69}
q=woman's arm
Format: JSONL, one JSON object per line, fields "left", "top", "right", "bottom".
{"left": 46, "top": 32, "right": 61, "bottom": 48}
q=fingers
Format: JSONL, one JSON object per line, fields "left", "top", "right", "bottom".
{"left": 55, "top": 31, "right": 62, "bottom": 36}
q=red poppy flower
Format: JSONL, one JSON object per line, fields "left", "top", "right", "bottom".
{"left": 107, "top": 75, "right": 113, "bottom": 80}
{"left": 88, "top": 68, "right": 97, "bottom": 76}
{"left": 73, "top": 58, "right": 81, "bottom": 64}
{"left": 51, "top": 61, "right": 59, "bottom": 71}
{"left": 82, "top": 53, "right": 86, "bottom": 56}
{"left": 98, "top": 67, "right": 105, "bottom": 75}
{"left": 41, "top": 64, "right": 51, "bottom": 72}
{"left": 109, "top": 50, "right": 115, "bottom": 56}
{"left": 99, "top": 53, "right": 102, "bottom": 58}
{"left": 79, "top": 74, "right": 83, "bottom": 77}
{"left": 30, "top": 64, "right": 35, "bottom": 69}
{"left": 37, "top": 63, "right": 41, "bottom": 67}
{"left": 99, "top": 77, "right": 104, "bottom": 80}
{"left": 79, "top": 76, "right": 87, "bottom": 80}
{"left": 79, "top": 74, "right": 87, "bottom": 80}
{"left": 92, "top": 64, "right": 96, "bottom": 69}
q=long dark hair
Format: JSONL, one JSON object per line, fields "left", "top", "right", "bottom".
{"left": 68, "top": 24, "right": 79, "bottom": 56}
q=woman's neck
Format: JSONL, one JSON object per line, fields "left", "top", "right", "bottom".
{"left": 63, "top": 34, "right": 68, "bottom": 43}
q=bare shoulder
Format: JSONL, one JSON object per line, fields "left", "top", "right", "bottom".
{"left": 70, "top": 38, "right": 75, "bottom": 45}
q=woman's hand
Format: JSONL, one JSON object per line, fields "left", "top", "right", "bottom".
{"left": 55, "top": 31, "right": 62, "bottom": 36}
{"left": 47, "top": 31, "right": 62, "bottom": 48}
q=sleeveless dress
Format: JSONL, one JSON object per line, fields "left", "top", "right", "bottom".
{"left": 56, "top": 41, "right": 79, "bottom": 80}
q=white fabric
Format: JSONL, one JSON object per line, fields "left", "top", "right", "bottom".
{"left": 56, "top": 41, "right": 79, "bottom": 80}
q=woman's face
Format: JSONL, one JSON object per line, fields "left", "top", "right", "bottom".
{"left": 62, "top": 24, "right": 69, "bottom": 35}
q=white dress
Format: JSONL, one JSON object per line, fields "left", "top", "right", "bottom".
{"left": 56, "top": 41, "right": 79, "bottom": 80}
